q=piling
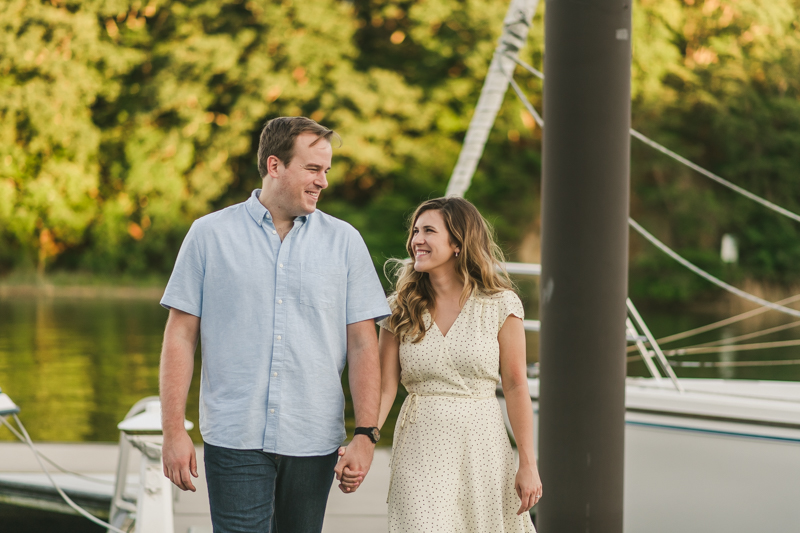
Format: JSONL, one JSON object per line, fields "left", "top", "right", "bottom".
{"left": 537, "top": 0, "right": 632, "bottom": 530}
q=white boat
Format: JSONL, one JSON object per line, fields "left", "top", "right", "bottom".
{"left": 498, "top": 376, "right": 800, "bottom": 532}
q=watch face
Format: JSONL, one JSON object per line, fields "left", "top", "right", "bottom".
{"left": 370, "top": 428, "right": 380, "bottom": 442}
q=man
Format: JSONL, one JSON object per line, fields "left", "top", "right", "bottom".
{"left": 159, "top": 116, "right": 390, "bottom": 533}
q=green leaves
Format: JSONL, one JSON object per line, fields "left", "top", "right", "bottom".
{"left": 1, "top": 0, "right": 799, "bottom": 304}
{"left": 630, "top": 0, "right": 800, "bottom": 298}
{"left": 0, "top": 0, "right": 138, "bottom": 272}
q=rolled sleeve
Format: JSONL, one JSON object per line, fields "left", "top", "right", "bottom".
{"left": 160, "top": 223, "right": 205, "bottom": 317}
{"left": 345, "top": 232, "right": 391, "bottom": 325}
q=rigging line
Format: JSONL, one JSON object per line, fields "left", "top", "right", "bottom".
{"left": 506, "top": 53, "right": 800, "bottom": 224}
{"left": 445, "top": 0, "right": 540, "bottom": 198}
{"left": 504, "top": 52, "right": 544, "bottom": 80}
{"left": 629, "top": 130, "right": 800, "bottom": 224}
{"left": 505, "top": 70, "right": 545, "bottom": 127}
{"left": 686, "top": 320, "right": 800, "bottom": 350}
{"left": 626, "top": 353, "right": 800, "bottom": 367}
{"left": 638, "top": 292, "right": 800, "bottom": 349}
{"left": 505, "top": 70, "right": 800, "bottom": 346}
{"left": 506, "top": 75, "right": 800, "bottom": 344}
{"left": 629, "top": 218, "right": 800, "bottom": 319}
{"left": 670, "top": 358, "right": 800, "bottom": 368}
{"left": 0, "top": 418, "right": 115, "bottom": 485}
{"left": 0, "top": 415, "right": 128, "bottom": 533}
{"left": 664, "top": 338, "right": 800, "bottom": 356}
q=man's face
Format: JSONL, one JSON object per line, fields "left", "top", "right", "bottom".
{"left": 274, "top": 132, "right": 332, "bottom": 217}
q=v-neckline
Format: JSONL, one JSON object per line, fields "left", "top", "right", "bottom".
{"left": 431, "top": 298, "right": 469, "bottom": 339}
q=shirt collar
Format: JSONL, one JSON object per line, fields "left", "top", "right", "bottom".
{"left": 245, "top": 189, "right": 310, "bottom": 227}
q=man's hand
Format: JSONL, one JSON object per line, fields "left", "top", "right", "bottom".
{"left": 162, "top": 430, "right": 198, "bottom": 492}
{"left": 335, "top": 447, "right": 363, "bottom": 492}
{"left": 333, "top": 436, "right": 375, "bottom": 493}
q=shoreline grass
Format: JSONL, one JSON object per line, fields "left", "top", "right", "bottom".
{"left": 0, "top": 270, "right": 167, "bottom": 299}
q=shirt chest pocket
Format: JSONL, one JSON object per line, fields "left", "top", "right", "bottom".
{"left": 300, "top": 265, "right": 344, "bottom": 309}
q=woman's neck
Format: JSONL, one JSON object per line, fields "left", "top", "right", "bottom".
{"left": 427, "top": 268, "right": 463, "bottom": 302}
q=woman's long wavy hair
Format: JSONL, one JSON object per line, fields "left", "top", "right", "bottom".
{"left": 385, "top": 197, "right": 513, "bottom": 343}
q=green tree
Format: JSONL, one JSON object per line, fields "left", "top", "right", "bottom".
{"left": 629, "top": 0, "right": 800, "bottom": 301}
{"left": 0, "top": 0, "right": 141, "bottom": 273}
{"left": 2, "top": 0, "right": 799, "bottom": 307}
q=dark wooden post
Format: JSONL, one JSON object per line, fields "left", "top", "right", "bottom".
{"left": 537, "top": 0, "right": 632, "bottom": 531}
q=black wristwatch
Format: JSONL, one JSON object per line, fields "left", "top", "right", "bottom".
{"left": 354, "top": 426, "right": 381, "bottom": 444}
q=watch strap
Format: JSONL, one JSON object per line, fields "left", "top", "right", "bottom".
{"left": 354, "top": 426, "right": 380, "bottom": 444}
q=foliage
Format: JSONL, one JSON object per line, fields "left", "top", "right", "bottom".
{"left": 0, "top": 0, "right": 799, "bottom": 303}
{"left": 629, "top": 0, "right": 800, "bottom": 299}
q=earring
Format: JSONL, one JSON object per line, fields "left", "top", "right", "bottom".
{"left": 455, "top": 251, "right": 460, "bottom": 257}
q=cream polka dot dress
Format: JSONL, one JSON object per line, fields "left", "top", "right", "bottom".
{"left": 379, "top": 290, "right": 536, "bottom": 533}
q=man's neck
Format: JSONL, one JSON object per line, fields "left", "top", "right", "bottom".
{"left": 258, "top": 190, "right": 296, "bottom": 240}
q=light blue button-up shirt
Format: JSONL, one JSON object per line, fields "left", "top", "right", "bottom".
{"left": 161, "top": 190, "right": 390, "bottom": 455}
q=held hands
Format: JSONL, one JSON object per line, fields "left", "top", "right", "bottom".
{"left": 514, "top": 464, "right": 543, "bottom": 515}
{"left": 333, "top": 435, "right": 375, "bottom": 494}
{"left": 335, "top": 447, "right": 362, "bottom": 492}
{"left": 162, "top": 429, "right": 198, "bottom": 492}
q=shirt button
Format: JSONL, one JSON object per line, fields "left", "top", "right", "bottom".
{"left": 269, "top": 409, "right": 275, "bottom": 413}
{"left": 278, "top": 299, "right": 282, "bottom": 304}
{"left": 279, "top": 263, "right": 283, "bottom": 268}
{"left": 276, "top": 335, "right": 281, "bottom": 340}
{"left": 272, "top": 372, "right": 278, "bottom": 377}
{"left": 272, "top": 230, "right": 276, "bottom": 235}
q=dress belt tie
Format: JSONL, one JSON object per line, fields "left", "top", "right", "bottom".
{"left": 387, "top": 392, "right": 496, "bottom": 503}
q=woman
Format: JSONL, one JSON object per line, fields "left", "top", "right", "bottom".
{"left": 347, "top": 197, "right": 541, "bottom": 531}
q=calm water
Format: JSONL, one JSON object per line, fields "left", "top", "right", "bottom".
{"left": 1, "top": 290, "right": 799, "bottom": 445}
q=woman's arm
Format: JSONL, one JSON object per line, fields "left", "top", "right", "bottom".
{"left": 499, "top": 315, "right": 543, "bottom": 515}
{"left": 378, "top": 327, "right": 401, "bottom": 429}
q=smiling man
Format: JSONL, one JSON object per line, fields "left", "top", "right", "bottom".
{"left": 158, "top": 117, "right": 390, "bottom": 533}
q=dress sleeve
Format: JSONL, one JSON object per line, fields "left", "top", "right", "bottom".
{"left": 377, "top": 294, "right": 398, "bottom": 331}
{"left": 498, "top": 290, "right": 524, "bottom": 330}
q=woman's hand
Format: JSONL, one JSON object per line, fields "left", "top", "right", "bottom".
{"left": 335, "top": 446, "right": 364, "bottom": 493}
{"left": 514, "top": 463, "right": 542, "bottom": 515}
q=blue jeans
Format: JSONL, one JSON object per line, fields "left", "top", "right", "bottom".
{"left": 204, "top": 442, "right": 338, "bottom": 533}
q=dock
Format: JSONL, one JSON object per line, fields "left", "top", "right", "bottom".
{"left": 0, "top": 442, "right": 391, "bottom": 533}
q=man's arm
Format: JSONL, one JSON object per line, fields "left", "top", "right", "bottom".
{"left": 377, "top": 327, "right": 401, "bottom": 430}
{"left": 160, "top": 307, "right": 200, "bottom": 492}
{"left": 333, "top": 319, "right": 380, "bottom": 493}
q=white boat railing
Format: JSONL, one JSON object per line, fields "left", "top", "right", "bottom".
{"left": 626, "top": 299, "right": 684, "bottom": 392}
{"left": 108, "top": 396, "right": 158, "bottom": 532}
{"left": 503, "top": 262, "right": 542, "bottom": 276}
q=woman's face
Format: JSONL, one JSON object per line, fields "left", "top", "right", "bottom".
{"left": 411, "top": 210, "right": 460, "bottom": 274}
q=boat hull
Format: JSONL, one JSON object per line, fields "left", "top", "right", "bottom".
{"left": 498, "top": 377, "right": 800, "bottom": 532}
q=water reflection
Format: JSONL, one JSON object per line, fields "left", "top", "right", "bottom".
{"left": 0, "top": 296, "right": 196, "bottom": 443}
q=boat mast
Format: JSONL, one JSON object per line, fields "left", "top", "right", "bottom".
{"left": 537, "top": 1, "right": 631, "bottom": 532}
{"left": 445, "top": 0, "right": 539, "bottom": 197}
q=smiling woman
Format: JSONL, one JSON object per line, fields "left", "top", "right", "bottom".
{"left": 373, "top": 197, "right": 540, "bottom": 532}
{"left": 386, "top": 197, "right": 513, "bottom": 343}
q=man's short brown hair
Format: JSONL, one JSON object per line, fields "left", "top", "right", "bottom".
{"left": 257, "top": 117, "right": 339, "bottom": 178}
